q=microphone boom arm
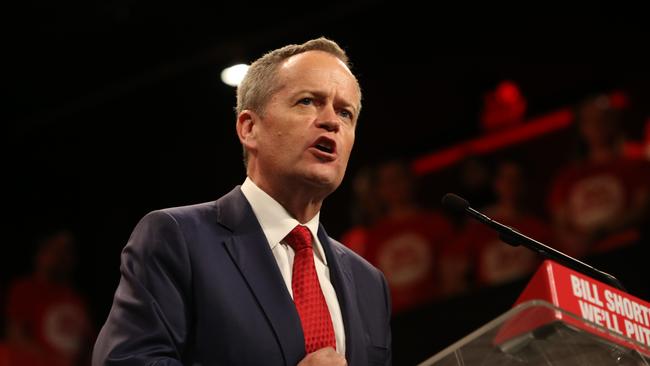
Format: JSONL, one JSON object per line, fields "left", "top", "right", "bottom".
{"left": 446, "top": 194, "right": 626, "bottom": 291}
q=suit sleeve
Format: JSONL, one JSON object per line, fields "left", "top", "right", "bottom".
{"left": 92, "top": 211, "right": 192, "bottom": 366}
{"left": 380, "top": 271, "right": 393, "bottom": 366}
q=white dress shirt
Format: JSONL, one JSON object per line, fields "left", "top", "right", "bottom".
{"left": 240, "top": 177, "right": 346, "bottom": 355}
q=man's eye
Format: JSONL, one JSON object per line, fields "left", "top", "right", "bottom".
{"left": 298, "top": 98, "right": 313, "bottom": 105}
{"left": 339, "top": 109, "right": 353, "bottom": 119}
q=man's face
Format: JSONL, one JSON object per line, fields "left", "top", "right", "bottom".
{"left": 377, "top": 162, "right": 414, "bottom": 207}
{"left": 247, "top": 51, "right": 360, "bottom": 195}
{"left": 494, "top": 163, "right": 523, "bottom": 203}
{"left": 36, "top": 231, "right": 76, "bottom": 281}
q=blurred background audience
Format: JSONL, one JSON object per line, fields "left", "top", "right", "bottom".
{"left": 348, "top": 160, "right": 453, "bottom": 313}
{"left": 443, "top": 160, "right": 551, "bottom": 295}
{"left": 2, "top": 229, "right": 92, "bottom": 366}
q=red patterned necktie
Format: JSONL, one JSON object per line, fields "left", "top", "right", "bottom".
{"left": 284, "top": 225, "right": 336, "bottom": 353}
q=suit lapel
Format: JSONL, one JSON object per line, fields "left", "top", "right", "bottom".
{"left": 318, "top": 226, "right": 366, "bottom": 365}
{"left": 217, "top": 187, "right": 305, "bottom": 366}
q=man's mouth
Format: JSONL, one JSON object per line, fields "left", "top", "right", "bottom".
{"left": 310, "top": 136, "right": 337, "bottom": 160}
{"left": 315, "top": 141, "right": 334, "bottom": 154}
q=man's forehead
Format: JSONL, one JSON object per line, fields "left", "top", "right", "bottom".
{"left": 276, "top": 51, "right": 361, "bottom": 101}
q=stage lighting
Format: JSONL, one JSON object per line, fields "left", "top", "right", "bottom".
{"left": 221, "top": 64, "right": 249, "bottom": 87}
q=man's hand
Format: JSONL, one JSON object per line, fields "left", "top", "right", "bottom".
{"left": 297, "top": 347, "right": 346, "bottom": 366}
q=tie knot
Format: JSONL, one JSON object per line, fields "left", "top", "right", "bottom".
{"left": 284, "top": 225, "right": 313, "bottom": 252}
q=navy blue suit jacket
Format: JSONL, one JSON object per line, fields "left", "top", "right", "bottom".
{"left": 93, "top": 187, "right": 392, "bottom": 365}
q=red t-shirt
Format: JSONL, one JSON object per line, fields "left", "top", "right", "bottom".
{"left": 364, "top": 211, "right": 453, "bottom": 313}
{"left": 548, "top": 158, "right": 650, "bottom": 254}
{"left": 339, "top": 225, "right": 369, "bottom": 257}
{"left": 449, "top": 212, "right": 552, "bottom": 287}
{"left": 6, "top": 277, "right": 92, "bottom": 366}
{"left": 0, "top": 342, "right": 59, "bottom": 366}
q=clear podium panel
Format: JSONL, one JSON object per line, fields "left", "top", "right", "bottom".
{"left": 418, "top": 300, "right": 650, "bottom": 366}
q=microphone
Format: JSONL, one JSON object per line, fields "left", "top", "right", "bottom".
{"left": 441, "top": 193, "right": 626, "bottom": 291}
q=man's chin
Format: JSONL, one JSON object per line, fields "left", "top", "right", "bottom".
{"left": 300, "top": 171, "right": 342, "bottom": 194}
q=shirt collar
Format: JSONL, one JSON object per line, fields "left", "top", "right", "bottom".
{"left": 240, "top": 177, "right": 327, "bottom": 264}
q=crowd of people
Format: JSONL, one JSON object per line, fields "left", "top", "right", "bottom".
{"left": 340, "top": 93, "right": 650, "bottom": 314}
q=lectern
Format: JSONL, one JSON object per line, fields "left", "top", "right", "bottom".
{"left": 419, "top": 260, "right": 650, "bottom": 365}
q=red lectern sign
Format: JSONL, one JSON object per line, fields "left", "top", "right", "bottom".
{"left": 496, "top": 260, "right": 650, "bottom": 355}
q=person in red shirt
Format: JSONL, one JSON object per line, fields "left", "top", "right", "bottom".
{"left": 363, "top": 160, "right": 453, "bottom": 313}
{"left": 548, "top": 95, "right": 650, "bottom": 257}
{"left": 5, "top": 229, "right": 92, "bottom": 366}
{"left": 445, "top": 161, "right": 552, "bottom": 291}
{"left": 340, "top": 165, "right": 383, "bottom": 256}
{"left": 0, "top": 342, "right": 52, "bottom": 366}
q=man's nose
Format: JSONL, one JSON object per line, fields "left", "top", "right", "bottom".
{"left": 315, "top": 104, "right": 340, "bottom": 132}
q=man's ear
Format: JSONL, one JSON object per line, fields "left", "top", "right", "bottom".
{"left": 236, "top": 110, "right": 259, "bottom": 152}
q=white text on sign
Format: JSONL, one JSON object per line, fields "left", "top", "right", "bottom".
{"left": 570, "top": 274, "right": 650, "bottom": 347}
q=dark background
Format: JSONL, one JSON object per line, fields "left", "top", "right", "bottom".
{"left": 4, "top": 1, "right": 650, "bottom": 364}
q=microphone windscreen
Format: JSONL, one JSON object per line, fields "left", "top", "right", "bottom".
{"left": 441, "top": 193, "right": 469, "bottom": 213}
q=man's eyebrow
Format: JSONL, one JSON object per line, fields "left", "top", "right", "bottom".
{"left": 292, "top": 89, "right": 325, "bottom": 98}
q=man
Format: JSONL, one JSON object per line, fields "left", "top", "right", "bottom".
{"left": 92, "top": 38, "right": 392, "bottom": 366}
{"left": 363, "top": 160, "right": 452, "bottom": 313}
{"left": 447, "top": 161, "right": 550, "bottom": 291}
{"left": 6, "top": 229, "right": 93, "bottom": 366}
{"left": 548, "top": 95, "right": 650, "bottom": 257}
